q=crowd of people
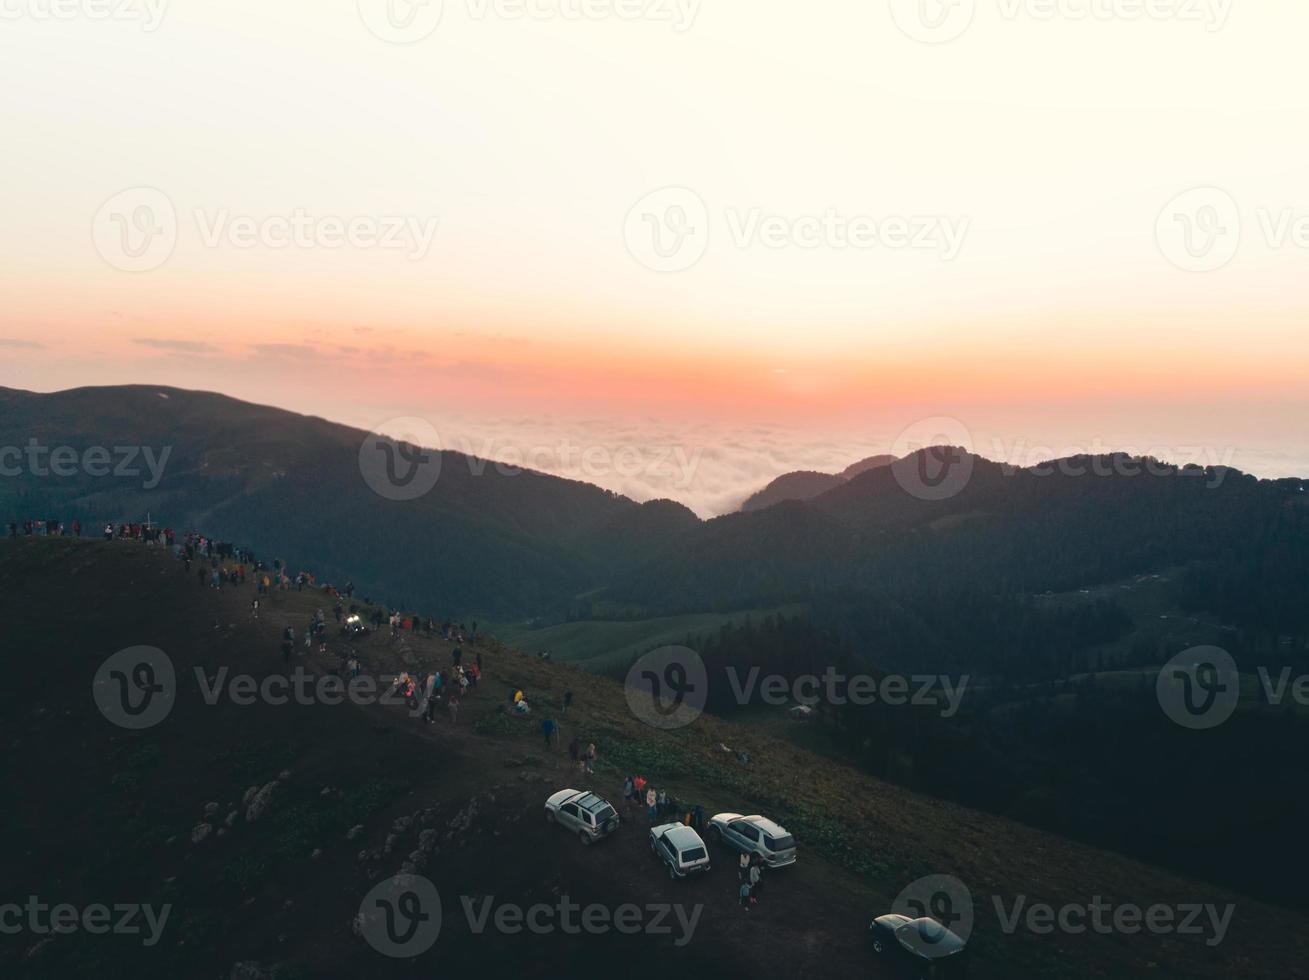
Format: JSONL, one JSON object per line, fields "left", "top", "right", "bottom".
{"left": 11, "top": 517, "right": 770, "bottom": 913}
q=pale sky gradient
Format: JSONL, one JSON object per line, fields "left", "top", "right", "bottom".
{"left": 1, "top": 0, "right": 1307, "bottom": 514}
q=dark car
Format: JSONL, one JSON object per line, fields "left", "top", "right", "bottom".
{"left": 868, "top": 914, "right": 969, "bottom": 979}
{"left": 340, "top": 614, "right": 370, "bottom": 637}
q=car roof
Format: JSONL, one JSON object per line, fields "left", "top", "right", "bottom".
{"left": 725, "top": 814, "right": 789, "bottom": 837}
{"left": 744, "top": 815, "right": 789, "bottom": 837}
{"left": 575, "top": 793, "right": 613, "bottom": 812}
{"left": 661, "top": 825, "right": 705, "bottom": 849}
{"left": 897, "top": 918, "right": 967, "bottom": 957}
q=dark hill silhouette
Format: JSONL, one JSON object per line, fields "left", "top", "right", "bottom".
{"left": 739, "top": 454, "right": 895, "bottom": 512}
{"left": 4, "top": 386, "right": 1307, "bottom": 652}
{"left": 0, "top": 384, "right": 638, "bottom": 618}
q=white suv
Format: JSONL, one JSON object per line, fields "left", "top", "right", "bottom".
{"left": 707, "top": 812, "right": 797, "bottom": 868}
{"left": 545, "top": 789, "right": 620, "bottom": 845}
{"left": 649, "top": 823, "right": 711, "bottom": 879}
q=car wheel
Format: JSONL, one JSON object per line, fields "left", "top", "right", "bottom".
{"left": 579, "top": 831, "right": 592, "bottom": 846}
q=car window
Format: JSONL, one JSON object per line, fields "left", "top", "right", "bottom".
{"left": 561, "top": 803, "right": 579, "bottom": 818}
{"left": 594, "top": 805, "right": 616, "bottom": 824}
{"left": 765, "top": 834, "right": 795, "bottom": 851}
{"left": 732, "top": 821, "right": 761, "bottom": 842}
{"left": 680, "top": 846, "right": 707, "bottom": 863}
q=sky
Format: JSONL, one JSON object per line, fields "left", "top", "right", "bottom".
{"left": 1, "top": 0, "right": 1307, "bottom": 515}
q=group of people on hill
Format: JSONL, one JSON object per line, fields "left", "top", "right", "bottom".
{"left": 7, "top": 517, "right": 183, "bottom": 544}
{"left": 392, "top": 656, "right": 481, "bottom": 724}
{"left": 9, "top": 518, "right": 82, "bottom": 538}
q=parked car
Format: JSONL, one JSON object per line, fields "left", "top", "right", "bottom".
{"left": 707, "top": 812, "right": 797, "bottom": 867}
{"left": 868, "top": 914, "right": 969, "bottom": 979}
{"left": 340, "top": 614, "right": 369, "bottom": 636}
{"left": 544, "top": 789, "right": 620, "bottom": 845}
{"left": 649, "top": 823, "right": 711, "bottom": 879}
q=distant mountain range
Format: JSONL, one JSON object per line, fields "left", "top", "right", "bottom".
{"left": 738, "top": 454, "right": 896, "bottom": 511}
{"left": 4, "top": 385, "right": 1308, "bottom": 649}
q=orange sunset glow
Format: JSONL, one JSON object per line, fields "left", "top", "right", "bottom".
{"left": 2, "top": 1, "right": 1307, "bottom": 513}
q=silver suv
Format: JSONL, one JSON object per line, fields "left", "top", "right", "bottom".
{"left": 649, "top": 823, "right": 711, "bottom": 879}
{"left": 707, "top": 812, "right": 797, "bottom": 868}
{"left": 544, "top": 789, "right": 620, "bottom": 845}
